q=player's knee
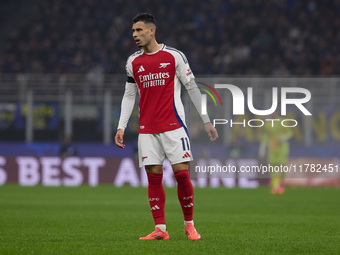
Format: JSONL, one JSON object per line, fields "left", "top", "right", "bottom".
{"left": 145, "top": 165, "right": 163, "bottom": 174}
{"left": 172, "top": 162, "right": 189, "bottom": 173}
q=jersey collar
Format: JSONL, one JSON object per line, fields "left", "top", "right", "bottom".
{"left": 144, "top": 44, "right": 165, "bottom": 55}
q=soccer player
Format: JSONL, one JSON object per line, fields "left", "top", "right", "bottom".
{"left": 114, "top": 13, "right": 218, "bottom": 240}
{"left": 258, "top": 111, "right": 293, "bottom": 194}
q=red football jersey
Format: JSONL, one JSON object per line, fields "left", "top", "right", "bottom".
{"left": 125, "top": 44, "right": 195, "bottom": 134}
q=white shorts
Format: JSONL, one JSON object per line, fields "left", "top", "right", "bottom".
{"left": 138, "top": 127, "right": 193, "bottom": 167}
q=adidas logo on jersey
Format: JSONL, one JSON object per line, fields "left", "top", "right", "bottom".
{"left": 182, "top": 152, "right": 191, "bottom": 158}
{"left": 137, "top": 65, "right": 145, "bottom": 73}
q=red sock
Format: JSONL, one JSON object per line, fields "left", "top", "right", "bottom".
{"left": 174, "top": 169, "right": 194, "bottom": 221}
{"left": 147, "top": 173, "right": 166, "bottom": 225}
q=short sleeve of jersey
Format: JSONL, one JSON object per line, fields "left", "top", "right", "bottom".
{"left": 174, "top": 50, "right": 195, "bottom": 85}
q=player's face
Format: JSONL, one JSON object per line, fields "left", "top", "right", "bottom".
{"left": 132, "top": 21, "right": 154, "bottom": 48}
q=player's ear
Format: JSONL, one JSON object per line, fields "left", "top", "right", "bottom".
{"left": 150, "top": 26, "right": 156, "bottom": 35}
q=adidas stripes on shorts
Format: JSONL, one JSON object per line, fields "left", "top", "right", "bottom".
{"left": 138, "top": 127, "right": 193, "bottom": 167}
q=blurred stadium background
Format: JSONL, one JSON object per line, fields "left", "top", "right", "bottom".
{"left": 0, "top": 0, "right": 339, "bottom": 187}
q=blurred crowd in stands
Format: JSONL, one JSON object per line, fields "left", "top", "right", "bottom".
{"left": 1, "top": 0, "right": 340, "bottom": 75}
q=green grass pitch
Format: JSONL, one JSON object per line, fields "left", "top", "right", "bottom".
{"left": 0, "top": 185, "right": 339, "bottom": 254}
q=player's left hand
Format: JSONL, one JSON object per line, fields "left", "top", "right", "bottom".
{"left": 204, "top": 122, "right": 218, "bottom": 141}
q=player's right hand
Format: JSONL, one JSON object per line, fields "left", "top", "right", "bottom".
{"left": 115, "top": 129, "right": 125, "bottom": 149}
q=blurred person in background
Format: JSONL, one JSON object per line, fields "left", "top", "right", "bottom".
{"left": 258, "top": 111, "right": 293, "bottom": 194}
{"left": 59, "top": 135, "right": 78, "bottom": 158}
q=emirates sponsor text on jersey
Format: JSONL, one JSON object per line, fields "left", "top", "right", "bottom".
{"left": 139, "top": 72, "right": 170, "bottom": 88}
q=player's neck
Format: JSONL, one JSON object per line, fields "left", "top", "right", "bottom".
{"left": 143, "top": 40, "right": 162, "bottom": 54}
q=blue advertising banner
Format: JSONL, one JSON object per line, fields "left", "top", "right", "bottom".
{"left": 12, "top": 102, "right": 59, "bottom": 130}
{"left": 0, "top": 103, "right": 16, "bottom": 130}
